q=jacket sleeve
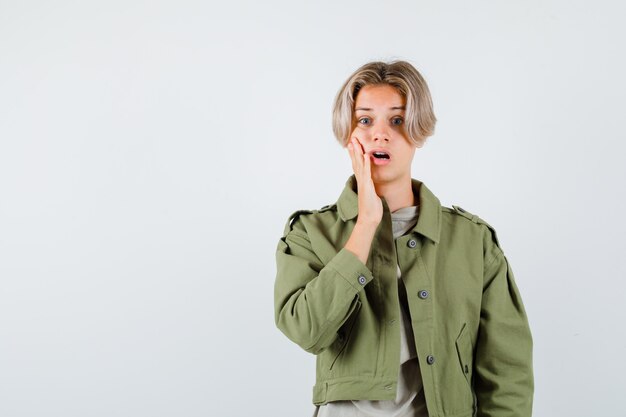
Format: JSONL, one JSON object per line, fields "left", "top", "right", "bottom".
{"left": 274, "top": 213, "right": 373, "bottom": 355}
{"left": 474, "top": 227, "right": 534, "bottom": 417}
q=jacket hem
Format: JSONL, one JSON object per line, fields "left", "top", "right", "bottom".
{"left": 312, "top": 378, "right": 476, "bottom": 417}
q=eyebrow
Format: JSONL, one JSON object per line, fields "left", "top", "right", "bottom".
{"left": 355, "top": 106, "right": 405, "bottom": 111}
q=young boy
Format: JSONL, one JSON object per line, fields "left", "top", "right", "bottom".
{"left": 274, "top": 60, "right": 534, "bottom": 417}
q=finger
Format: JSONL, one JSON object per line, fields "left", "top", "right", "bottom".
{"left": 354, "top": 137, "right": 365, "bottom": 153}
{"left": 347, "top": 143, "right": 357, "bottom": 173}
{"left": 356, "top": 138, "right": 370, "bottom": 178}
{"left": 353, "top": 137, "right": 367, "bottom": 166}
{"left": 363, "top": 146, "right": 371, "bottom": 177}
{"left": 351, "top": 137, "right": 363, "bottom": 173}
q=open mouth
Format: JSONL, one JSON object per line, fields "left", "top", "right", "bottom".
{"left": 372, "top": 151, "right": 390, "bottom": 159}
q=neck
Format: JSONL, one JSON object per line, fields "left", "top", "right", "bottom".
{"left": 374, "top": 175, "right": 416, "bottom": 213}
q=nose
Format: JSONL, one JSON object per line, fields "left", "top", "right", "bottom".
{"left": 372, "top": 121, "right": 391, "bottom": 143}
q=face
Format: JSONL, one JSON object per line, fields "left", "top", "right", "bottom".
{"left": 349, "top": 83, "right": 419, "bottom": 184}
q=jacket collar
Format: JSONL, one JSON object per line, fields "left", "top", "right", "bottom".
{"left": 336, "top": 174, "right": 441, "bottom": 244}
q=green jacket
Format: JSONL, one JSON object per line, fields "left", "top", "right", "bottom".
{"left": 274, "top": 174, "right": 534, "bottom": 417}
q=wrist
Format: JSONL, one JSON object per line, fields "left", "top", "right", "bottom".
{"left": 355, "top": 219, "right": 379, "bottom": 232}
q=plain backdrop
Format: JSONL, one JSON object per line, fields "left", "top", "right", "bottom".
{"left": 1, "top": 1, "right": 625, "bottom": 416}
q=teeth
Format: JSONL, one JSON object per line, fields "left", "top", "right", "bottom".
{"left": 373, "top": 152, "right": 389, "bottom": 159}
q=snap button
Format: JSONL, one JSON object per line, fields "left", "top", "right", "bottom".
{"left": 418, "top": 290, "right": 429, "bottom": 299}
{"left": 358, "top": 274, "right": 367, "bottom": 285}
{"left": 407, "top": 239, "right": 417, "bottom": 248}
{"left": 426, "top": 355, "right": 435, "bottom": 365}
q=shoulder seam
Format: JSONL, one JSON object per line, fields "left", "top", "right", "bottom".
{"left": 283, "top": 209, "right": 315, "bottom": 236}
{"left": 442, "top": 205, "right": 480, "bottom": 226}
{"left": 287, "top": 227, "right": 311, "bottom": 242}
{"left": 446, "top": 204, "right": 503, "bottom": 249}
{"left": 484, "top": 240, "right": 504, "bottom": 268}
{"left": 318, "top": 203, "right": 336, "bottom": 213}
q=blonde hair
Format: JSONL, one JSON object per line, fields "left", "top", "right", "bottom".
{"left": 332, "top": 60, "right": 437, "bottom": 147}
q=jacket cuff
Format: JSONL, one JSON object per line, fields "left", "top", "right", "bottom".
{"left": 325, "top": 247, "right": 374, "bottom": 291}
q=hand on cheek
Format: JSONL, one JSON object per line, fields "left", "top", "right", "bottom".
{"left": 346, "top": 136, "right": 382, "bottom": 226}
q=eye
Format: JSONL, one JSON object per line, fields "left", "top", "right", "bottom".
{"left": 391, "top": 117, "right": 404, "bottom": 126}
{"left": 358, "top": 117, "right": 371, "bottom": 125}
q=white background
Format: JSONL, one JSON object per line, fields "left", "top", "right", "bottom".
{"left": 1, "top": 1, "right": 625, "bottom": 416}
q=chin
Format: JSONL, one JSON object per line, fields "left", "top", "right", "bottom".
{"left": 371, "top": 170, "right": 397, "bottom": 183}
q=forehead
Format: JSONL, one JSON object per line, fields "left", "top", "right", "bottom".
{"left": 354, "top": 84, "right": 405, "bottom": 109}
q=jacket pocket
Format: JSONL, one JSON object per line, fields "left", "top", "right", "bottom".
{"left": 329, "top": 299, "right": 362, "bottom": 370}
{"left": 455, "top": 322, "right": 477, "bottom": 412}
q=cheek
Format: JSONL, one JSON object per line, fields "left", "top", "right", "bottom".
{"left": 350, "top": 126, "right": 367, "bottom": 140}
